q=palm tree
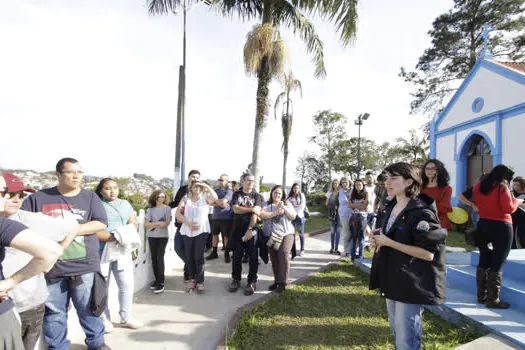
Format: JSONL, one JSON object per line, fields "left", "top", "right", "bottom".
{"left": 396, "top": 129, "right": 429, "bottom": 165}
{"left": 274, "top": 71, "right": 302, "bottom": 189}
{"left": 147, "top": 0, "right": 359, "bottom": 191}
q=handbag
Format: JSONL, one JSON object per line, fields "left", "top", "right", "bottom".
{"left": 91, "top": 271, "right": 108, "bottom": 317}
{"left": 267, "top": 232, "right": 284, "bottom": 251}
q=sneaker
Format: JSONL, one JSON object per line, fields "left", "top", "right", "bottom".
{"left": 206, "top": 251, "right": 218, "bottom": 260}
{"left": 299, "top": 250, "right": 305, "bottom": 257}
{"left": 102, "top": 317, "right": 113, "bottom": 334}
{"left": 329, "top": 249, "right": 334, "bottom": 254}
{"left": 120, "top": 319, "right": 144, "bottom": 329}
{"left": 149, "top": 282, "right": 157, "bottom": 290}
{"left": 275, "top": 283, "right": 286, "bottom": 293}
{"left": 224, "top": 252, "right": 231, "bottom": 263}
{"left": 334, "top": 250, "right": 341, "bottom": 255}
{"left": 95, "top": 344, "right": 111, "bottom": 350}
{"left": 228, "top": 279, "right": 241, "bottom": 292}
{"left": 196, "top": 283, "right": 205, "bottom": 294}
{"left": 268, "top": 282, "right": 278, "bottom": 291}
{"left": 244, "top": 282, "right": 256, "bottom": 296}
{"left": 153, "top": 284, "right": 165, "bottom": 294}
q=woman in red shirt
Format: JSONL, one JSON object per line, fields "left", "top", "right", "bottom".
{"left": 473, "top": 165, "right": 523, "bottom": 309}
{"left": 420, "top": 159, "right": 453, "bottom": 232}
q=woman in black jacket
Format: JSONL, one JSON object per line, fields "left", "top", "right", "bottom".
{"left": 370, "top": 162, "right": 447, "bottom": 350}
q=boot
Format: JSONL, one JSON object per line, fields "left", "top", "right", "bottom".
{"left": 206, "top": 247, "right": 218, "bottom": 260}
{"left": 476, "top": 267, "right": 488, "bottom": 304}
{"left": 486, "top": 271, "right": 510, "bottom": 309}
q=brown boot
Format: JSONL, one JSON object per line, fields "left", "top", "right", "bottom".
{"left": 486, "top": 271, "right": 510, "bottom": 309}
{"left": 476, "top": 267, "right": 488, "bottom": 304}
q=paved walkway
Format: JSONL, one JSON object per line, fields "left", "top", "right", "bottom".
{"left": 71, "top": 232, "right": 336, "bottom": 350}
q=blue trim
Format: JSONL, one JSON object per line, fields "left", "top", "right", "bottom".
{"left": 495, "top": 114, "right": 503, "bottom": 165}
{"left": 436, "top": 102, "right": 525, "bottom": 137}
{"left": 430, "top": 113, "right": 437, "bottom": 158}
{"left": 472, "top": 97, "right": 484, "bottom": 113}
{"left": 455, "top": 130, "right": 497, "bottom": 204}
{"left": 433, "top": 58, "right": 525, "bottom": 133}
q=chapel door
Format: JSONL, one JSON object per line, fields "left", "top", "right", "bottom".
{"left": 466, "top": 135, "right": 492, "bottom": 187}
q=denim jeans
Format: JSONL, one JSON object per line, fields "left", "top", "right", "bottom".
{"left": 350, "top": 213, "right": 367, "bottom": 261}
{"left": 174, "top": 228, "right": 189, "bottom": 275}
{"left": 340, "top": 216, "right": 351, "bottom": 256}
{"left": 386, "top": 299, "right": 423, "bottom": 350}
{"left": 294, "top": 216, "right": 305, "bottom": 251}
{"left": 103, "top": 259, "right": 134, "bottom": 323}
{"left": 367, "top": 213, "right": 377, "bottom": 230}
{"left": 330, "top": 219, "right": 340, "bottom": 251}
{"left": 44, "top": 272, "right": 105, "bottom": 350}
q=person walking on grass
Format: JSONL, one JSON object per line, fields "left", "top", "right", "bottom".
{"left": 228, "top": 174, "right": 263, "bottom": 296}
{"left": 287, "top": 183, "right": 306, "bottom": 256}
{"left": 370, "top": 162, "right": 447, "bottom": 350}
{"left": 261, "top": 185, "right": 296, "bottom": 293}
{"left": 95, "top": 178, "right": 143, "bottom": 332}
{"left": 176, "top": 181, "right": 218, "bottom": 293}
{"left": 145, "top": 190, "right": 172, "bottom": 294}
{"left": 326, "top": 179, "right": 340, "bottom": 255}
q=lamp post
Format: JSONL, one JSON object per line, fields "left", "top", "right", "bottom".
{"left": 354, "top": 113, "right": 370, "bottom": 180}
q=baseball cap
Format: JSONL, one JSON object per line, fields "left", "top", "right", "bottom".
{"left": 1, "top": 173, "right": 36, "bottom": 193}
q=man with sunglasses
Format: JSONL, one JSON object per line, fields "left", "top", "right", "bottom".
{"left": 22, "top": 158, "right": 110, "bottom": 350}
{"left": 1, "top": 173, "right": 79, "bottom": 350}
{"left": 0, "top": 173, "right": 63, "bottom": 350}
{"left": 207, "top": 174, "right": 233, "bottom": 263}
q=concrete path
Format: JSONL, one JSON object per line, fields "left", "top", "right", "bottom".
{"left": 70, "top": 232, "right": 336, "bottom": 350}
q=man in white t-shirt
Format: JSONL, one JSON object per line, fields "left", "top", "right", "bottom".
{"left": 364, "top": 172, "right": 376, "bottom": 229}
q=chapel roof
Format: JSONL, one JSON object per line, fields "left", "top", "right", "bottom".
{"left": 488, "top": 60, "right": 525, "bottom": 75}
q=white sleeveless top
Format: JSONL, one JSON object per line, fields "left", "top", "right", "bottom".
{"left": 180, "top": 196, "right": 210, "bottom": 237}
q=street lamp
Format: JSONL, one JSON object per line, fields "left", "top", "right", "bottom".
{"left": 354, "top": 113, "right": 370, "bottom": 180}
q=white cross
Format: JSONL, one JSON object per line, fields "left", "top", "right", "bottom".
{"left": 478, "top": 23, "right": 496, "bottom": 59}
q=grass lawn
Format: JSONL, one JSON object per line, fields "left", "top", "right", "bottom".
{"left": 447, "top": 230, "right": 476, "bottom": 252}
{"left": 305, "top": 204, "right": 330, "bottom": 234}
{"left": 227, "top": 261, "right": 478, "bottom": 350}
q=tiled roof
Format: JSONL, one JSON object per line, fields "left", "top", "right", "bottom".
{"left": 494, "top": 61, "right": 525, "bottom": 74}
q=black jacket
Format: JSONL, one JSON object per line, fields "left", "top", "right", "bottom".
{"left": 369, "top": 194, "right": 447, "bottom": 305}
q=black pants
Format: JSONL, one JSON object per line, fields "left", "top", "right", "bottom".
{"left": 182, "top": 233, "right": 208, "bottom": 283}
{"left": 149, "top": 237, "right": 168, "bottom": 285}
{"left": 231, "top": 226, "right": 258, "bottom": 284}
{"left": 19, "top": 303, "right": 45, "bottom": 350}
{"left": 211, "top": 219, "right": 233, "bottom": 250}
{"left": 477, "top": 219, "right": 513, "bottom": 272}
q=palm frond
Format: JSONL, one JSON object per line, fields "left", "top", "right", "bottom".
{"left": 281, "top": 113, "right": 293, "bottom": 151}
{"left": 147, "top": 0, "right": 216, "bottom": 15}
{"left": 274, "top": 92, "right": 287, "bottom": 120}
{"left": 219, "top": 0, "right": 263, "bottom": 20}
{"left": 272, "top": 2, "right": 326, "bottom": 78}
{"left": 269, "top": 39, "right": 289, "bottom": 76}
{"left": 293, "top": 0, "right": 358, "bottom": 47}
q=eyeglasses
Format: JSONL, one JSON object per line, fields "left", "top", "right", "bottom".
{"left": 157, "top": 195, "right": 166, "bottom": 199}
{"left": 425, "top": 167, "right": 437, "bottom": 172}
{"left": 3, "top": 192, "right": 27, "bottom": 199}
{"left": 61, "top": 170, "right": 84, "bottom": 175}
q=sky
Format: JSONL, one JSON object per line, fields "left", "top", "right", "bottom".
{"left": 0, "top": 0, "right": 454, "bottom": 185}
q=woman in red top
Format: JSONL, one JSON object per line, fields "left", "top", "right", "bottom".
{"left": 420, "top": 159, "right": 453, "bottom": 231}
{"left": 473, "top": 165, "right": 523, "bottom": 309}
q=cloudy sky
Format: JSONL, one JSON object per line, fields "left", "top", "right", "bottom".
{"left": 0, "top": 0, "right": 453, "bottom": 185}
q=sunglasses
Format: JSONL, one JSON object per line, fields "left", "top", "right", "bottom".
{"left": 3, "top": 192, "right": 27, "bottom": 199}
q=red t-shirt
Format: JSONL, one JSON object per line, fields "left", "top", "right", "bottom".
{"left": 421, "top": 186, "right": 453, "bottom": 230}
{"left": 473, "top": 182, "right": 519, "bottom": 224}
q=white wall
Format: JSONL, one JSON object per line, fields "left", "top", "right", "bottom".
{"left": 502, "top": 114, "right": 525, "bottom": 176}
{"left": 439, "top": 66, "right": 525, "bottom": 131}
{"left": 455, "top": 121, "right": 496, "bottom": 155}
{"left": 435, "top": 134, "right": 457, "bottom": 196}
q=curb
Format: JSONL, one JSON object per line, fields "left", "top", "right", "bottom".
{"left": 215, "top": 229, "right": 339, "bottom": 350}
{"left": 305, "top": 228, "right": 330, "bottom": 237}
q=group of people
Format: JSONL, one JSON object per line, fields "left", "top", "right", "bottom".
{"left": 145, "top": 170, "right": 309, "bottom": 297}
{"left": 2, "top": 156, "right": 525, "bottom": 350}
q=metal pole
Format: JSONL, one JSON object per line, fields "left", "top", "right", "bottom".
{"left": 357, "top": 116, "right": 361, "bottom": 180}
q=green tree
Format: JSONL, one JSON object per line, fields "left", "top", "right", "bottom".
{"left": 400, "top": 0, "right": 525, "bottom": 115}
{"left": 395, "top": 129, "right": 429, "bottom": 165}
{"left": 148, "top": 0, "right": 359, "bottom": 191}
{"left": 309, "top": 110, "right": 348, "bottom": 181}
{"left": 295, "top": 152, "right": 328, "bottom": 194}
{"left": 274, "top": 71, "right": 302, "bottom": 189}
{"left": 334, "top": 137, "right": 379, "bottom": 178}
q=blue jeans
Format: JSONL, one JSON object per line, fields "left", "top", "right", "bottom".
{"left": 340, "top": 216, "right": 351, "bottom": 256}
{"left": 350, "top": 213, "right": 367, "bottom": 261}
{"left": 386, "top": 299, "right": 423, "bottom": 350}
{"left": 44, "top": 272, "right": 105, "bottom": 350}
{"left": 294, "top": 216, "right": 305, "bottom": 251}
{"left": 103, "top": 259, "right": 134, "bottom": 323}
{"left": 367, "top": 213, "right": 377, "bottom": 230}
{"left": 330, "top": 219, "right": 340, "bottom": 251}
{"left": 174, "top": 228, "right": 189, "bottom": 275}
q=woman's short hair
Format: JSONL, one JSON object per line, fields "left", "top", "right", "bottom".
{"left": 148, "top": 190, "right": 169, "bottom": 207}
{"left": 95, "top": 178, "right": 116, "bottom": 200}
{"left": 421, "top": 159, "right": 450, "bottom": 188}
{"left": 384, "top": 162, "right": 420, "bottom": 198}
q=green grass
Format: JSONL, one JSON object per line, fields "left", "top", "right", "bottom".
{"left": 305, "top": 204, "right": 330, "bottom": 234}
{"left": 446, "top": 230, "right": 475, "bottom": 252}
{"left": 227, "top": 262, "right": 478, "bottom": 350}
